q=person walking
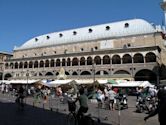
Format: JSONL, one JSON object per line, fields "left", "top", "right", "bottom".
{"left": 75, "top": 87, "right": 89, "bottom": 121}
{"left": 108, "top": 87, "right": 117, "bottom": 110}
{"left": 144, "top": 87, "right": 166, "bottom": 125}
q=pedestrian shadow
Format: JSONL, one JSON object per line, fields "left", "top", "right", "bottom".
{"left": 0, "top": 101, "right": 113, "bottom": 125}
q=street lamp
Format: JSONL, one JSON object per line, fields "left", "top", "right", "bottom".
{"left": 26, "top": 70, "right": 29, "bottom": 91}
{"left": 91, "top": 48, "right": 95, "bottom": 85}
{"left": 92, "top": 59, "right": 95, "bottom": 83}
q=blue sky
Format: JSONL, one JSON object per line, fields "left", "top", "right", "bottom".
{"left": 0, "top": 0, "right": 164, "bottom": 53}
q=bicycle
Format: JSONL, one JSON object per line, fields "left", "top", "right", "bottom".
{"left": 67, "top": 100, "right": 94, "bottom": 125}
{"left": 15, "top": 94, "right": 25, "bottom": 110}
{"left": 67, "top": 100, "right": 77, "bottom": 125}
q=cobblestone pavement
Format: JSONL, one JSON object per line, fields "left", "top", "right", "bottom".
{"left": 0, "top": 93, "right": 159, "bottom": 125}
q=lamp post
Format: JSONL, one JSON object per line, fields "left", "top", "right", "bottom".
{"left": 91, "top": 48, "right": 95, "bottom": 84}
{"left": 92, "top": 60, "right": 95, "bottom": 83}
{"left": 26, "top": 70, "right": 29, "bottom": 91}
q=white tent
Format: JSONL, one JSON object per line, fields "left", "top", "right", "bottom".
{"left": 112, "top": 81, "right": 153, "bottom": 88}
{"left": 75, "top": 79, "right": 94, "bottom": 84}
{"left": 48, "top": 80, "right": 74, "bottom": 87}
{"left": 139, "top": 81, "right": 154, "bottom": 88}
{"left": 97, "top": 80, "right": 108, "bottom": 84}
{"left": 112, "top": 81, "right": 140, "bottom": 87}
{"left": 40, "top": 80, "right": 53, "bottom": 87}
{"left": 9, "top": 79, "right": 39, "bottom": 84}
{"left": 0, "top": 80, "right": 11, "bottom": 84}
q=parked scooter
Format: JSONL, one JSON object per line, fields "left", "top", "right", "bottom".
{"left": 115, "top": 94, "right": 128, "bottom": 110}
{"left": 136, "top": 96, "right": 147, "bottom": 113}
{"left": 136, "top": 96, "right": 158, "bottom": 113}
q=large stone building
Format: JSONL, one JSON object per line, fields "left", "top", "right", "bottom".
{"left": 3, "top": 18, "right": 166, "bottom": 84}
{"left": 0, "top": 52, "right": 13, "bottom": 80}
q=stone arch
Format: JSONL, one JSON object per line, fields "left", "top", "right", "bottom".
{"left": 40, "top": 60, "right": 44, "bottom": 68}
{"left": 19, "top": 62, "right": 23, "bottom": 69}
{"left": 135, "top": 69, "right": 156, "bottom": 83}
{"left": 5, "top": 63, "right": 9, "bottom": 69}
{"left": 45, "top": 72, "right": 53, "bottom": 76}
{"left": 80, "top": 57, "right": 85, "bottom": 65}
{"left": 72, "top": 57, "right": 79, "bottom": 66}
{"left": 103, "top": 55, "right": 110, "bottom": 64}
{"left": 45, "top": 60, "right": 50, "bottom": 67}
{"left": 15, "top": 62, "right": 18, "bottom": 69}
{"left": 80, "top": 71, "right": 91, "bottom": 75}
{"left": 87, "top": 56, "right": 92, "bottom": 65}
{"left": 50, "top": 59, "right": 55, "bottom": 67}
{"left": 133, "top": 53, "right": 144, "bottom": 63}
{"left": 10, "top": 63, "right": 14, "bottom": 69}
{"left": 114, "top": 70, "right": 130, "bottom": 74}
{"left": 4, "top": 73, "right": 12, "bottom": 80}
{"left": 29, "top": 61, "right": 33, "bottom": 68}
{"left": 94, "top": 56, "right": 101, "bottom": 65}
{"left": 122, "top": 54, "right": 132, "bottom": 64}
{"left": 112, "top": 55, "right": 121, "bottom": 64}
{"left": 145, "top": 52, "right": 156, "bottom": 63}
{"left": 62, "top": 58, "right": 66, "bottom": 66}
{"left": 56, "top": 59, "right": 60, "bottom": 67}
{"left": 72, "top": 71, "right": 78, "bottom": 75}
{"left": 67, "top": 58, "right": 71, "bottom": 66}
{"left": 24, "top": 62, "right": 28, "bottom": 68}
{"left": 34, "top": 61, "right": 38, "bottom": 68}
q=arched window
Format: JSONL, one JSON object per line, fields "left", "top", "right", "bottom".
{"left": 40, "top": 60, "right": 44, "bottom": 68}
{"left": 72, "top": 58, "right": 79, "bottom": 66}
{"left": 62, "top": 59, "right": 66, "bottom": 66}
{"left": 24, "top": 62, "right": 28, "bottom": 68}
{"left": 94, "top": 56, "right": 101, "bottom": 65}
{"left": 103, "top": 55, "right": 110, "bottom": 64}
{"left": 19, "top": 62, "right": 23, "bottom": 69}
{"left": 87, "top": 57, "right": 92, "bottom": 65}
{"left": 34, "top": 61, "right": 38, "bottom": 68}
{"left": 67, "top": 58, "right": 71, "bottom": 66}
{"left": 15, "top": 62, "right": 18, "bottom": 69}
{"left": 10, "top": 63, "right": 14, "bottom": 69}
{"left": 50, "top": 59, "right": 54, "bottom": 67}
{"left": 80, "top": 57, "right": 85, "bottom": 65}
{"left": 122, "top": 54, "right": 132, "bottom": 64}
{"left": 5, "top": 63, "right": 9, "bottom": 69}
{"left": 112, "top": 55, "right": 121, "bottom": 64}
{"left": 29, "top": 61, "right": 33, "bottom": 68}
{"left": 56, "top": 59, "right": 60, "bottom": 67}
{"left": 145, "top": 52, "right": 156, "bottom": 62}
{"left": 45, "top": 60, "right": 49, "bottom": 67}
{"left": 133, "top": 53, "right": 144, "bottom": 63}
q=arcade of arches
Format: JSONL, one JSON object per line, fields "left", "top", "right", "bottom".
{"left": 4, "top": 52, "right": 159, "bottom": 83}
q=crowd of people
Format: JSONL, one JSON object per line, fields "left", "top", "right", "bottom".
{"left": 1, "top": 82, "right": 166, "bottom": 125}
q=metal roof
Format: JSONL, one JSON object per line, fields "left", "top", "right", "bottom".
{"left": 14, "top": 19, "right": 156, "bottom": 51}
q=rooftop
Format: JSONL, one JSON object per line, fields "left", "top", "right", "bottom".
{"left": 14, "top": 19, "right": 157, "bottom": 51}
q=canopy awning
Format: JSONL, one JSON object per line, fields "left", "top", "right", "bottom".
{"left": 75, "top": 79, "right": 94, "bottom": 84}
{"left": 9, "top": 80, "right": 39, "bottom": 84}
{"left": 112, "top": 81, "right": 153, "bottom": 88}
{"left": 0, "top": 80, "right": 11, "bottom": 84}
{"left": 47, "top": 80, "right": 74, "bottom": 87}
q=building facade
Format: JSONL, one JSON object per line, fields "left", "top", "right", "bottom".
{"left": 3, "top": 19, "right": 166, "bottom": 84}
{"left": 0, "top": 52, "right": 13, "bottom": 80}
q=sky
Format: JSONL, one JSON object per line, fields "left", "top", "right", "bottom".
{"left": 0, "top": 0, "right": 164, "bottom": 53}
